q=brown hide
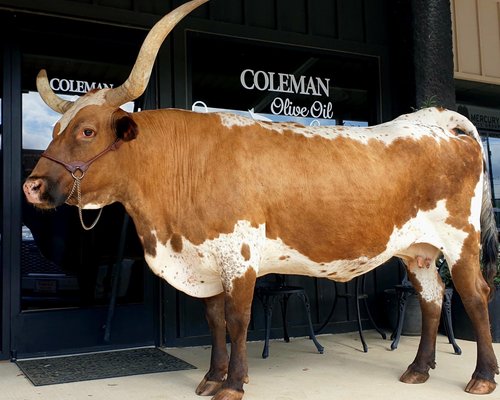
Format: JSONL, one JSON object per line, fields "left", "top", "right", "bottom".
{"left": 89, "top": 109, "right": 483, "bottom": 263}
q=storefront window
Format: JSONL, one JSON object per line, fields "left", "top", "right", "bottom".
{"left": 21, "top": 54, "right": 141, "bottom": 311}
{"left": 482, "top": 134, "right": 500, "bottom": 206}
{"left": 480, "top": 134, "right": 500, "bottom": 229}
{"left": 0, "top": 59, "right": 3, "bottom": 345}
{"left": 188, "top": 32, "right": 380, "bottom": 127}
{"left": 22, "top": 91, "right": 74, "bottom": 150}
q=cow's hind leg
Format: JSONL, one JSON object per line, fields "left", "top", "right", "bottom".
{"left": 211, "top": 268, "right": 256, "bottom": 400}
{"left": 398, "top": 245, "right": 443, "bottom": 384}
{"left": 449, "top": 237, "right": 498, "bottom": 394}
{"left": 196, "top": 293, "right": 229, "bottom": 396}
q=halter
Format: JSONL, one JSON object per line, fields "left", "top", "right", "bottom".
{"left": 41, "top": 138, "right": 123, "bottom": 230}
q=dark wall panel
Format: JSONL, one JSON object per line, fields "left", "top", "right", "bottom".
{"left": 0, "top": 0, "right": 390, "bottom": 47}
{"left": 337, "top": 0, "right": 365, "bottom": 42}
{"left": 97, "top": 0, "right": 133, "bottom": 10}
{"left": 246, "top": 0, "right": 276, "bottom": 29}
{"left": 310, "top": 1, "right": 338, "bottom": 38}
{"left": 211, "top": 0, "right": 244, "bottom": 24}
{"left": 277, "top": 0, "right": 307, "bottom": 33}
{"left": 364, "top": 0, "right": 388, "bottom": 44}
{"left": 135, "top": 0, "right": 171, "bottom": 15}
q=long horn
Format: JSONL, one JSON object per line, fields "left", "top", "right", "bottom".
{"left": 36, "top": 69, "right": 74, "bottom": 114}
{"left": 106, "top": 0, "right": 209, "bottom": 107}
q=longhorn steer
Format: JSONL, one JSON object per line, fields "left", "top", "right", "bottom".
{"left": 23, "top": 0, "right": 499, "bottom": 399}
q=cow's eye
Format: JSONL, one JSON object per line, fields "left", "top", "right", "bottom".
{"left": 82, "top": 129, "right": 95, "bottom": 138}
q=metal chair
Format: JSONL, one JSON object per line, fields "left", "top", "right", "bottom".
{"left": 255, "top": 275, "right": 324, "bottom": 359}
{"left": 315, "top": 273, "right": 386, "bottom": 352}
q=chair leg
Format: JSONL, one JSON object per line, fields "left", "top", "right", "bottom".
{"left": 359, "top": 275, "right": 386, "bottom": 340}
{"left": 391, "top": 290, "right": 409, "bottom": 350}
{"left": 298, "top": 292, "right": 324, "bottom": 354}
{"left": 362, "top": 298, "right": 386, "bottom": 340}
{"left": 442, "top": 289, "right": 462, "bottom": 355}
{"left": 390, "top": 290, "right": 404, "bottom": 341}
{"left": 355, "top": 278, "right": 368, "bottom": 352}
{"left": 262, "top": 295, "right": 274, "bottom": 359}
{"left": 315, "top": 282, "right": 339, "bottom": 334}
{"left": 281, "top": 294, "right": 290, "bottom": 343}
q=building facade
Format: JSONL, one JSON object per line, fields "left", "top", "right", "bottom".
{"left": 0, "top": 0, "right": 498, "bottom": 360}
{"left": 452, "top": 0, "right": 500, "bottom": 210}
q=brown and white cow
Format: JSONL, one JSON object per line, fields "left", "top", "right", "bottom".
{"left": 23, "top": 0, "right": 499, "bottom": 398}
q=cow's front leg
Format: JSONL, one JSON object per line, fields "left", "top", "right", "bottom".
{"left": 399, "top": 253, "right": 443, "bottom": 384}
{"left": 196, "top": 293, "right": 229, "bottom": 396}
{"left": 212, "top": 268, "right": 257, "bottom": 400}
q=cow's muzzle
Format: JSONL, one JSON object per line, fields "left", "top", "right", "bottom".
{"left": 23, "top": 177, "right": 46, "bottom": 205}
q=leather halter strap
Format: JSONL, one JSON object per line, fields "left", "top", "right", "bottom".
{"left": 39, "top": 138, "right": 123, "bottom": 231}
{"left": 41, "top": 138, "right": 123, "bottom": 177}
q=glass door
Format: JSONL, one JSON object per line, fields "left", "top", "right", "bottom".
{"left": 9, "top": 13, "right": 159, "bottom": 358}
{"left": 0, "top": 34, "right": 4, "bottom": 358}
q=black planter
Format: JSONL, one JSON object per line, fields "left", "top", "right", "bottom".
{"left": 451, "top": 285, "right": 500, "bottom": 342}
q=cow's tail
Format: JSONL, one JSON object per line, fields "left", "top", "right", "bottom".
{"left": 449, "top": 109, "right": 499, "bottom": 298}
{"left": 480, "top": 168, "right": 499, "bottom": 299}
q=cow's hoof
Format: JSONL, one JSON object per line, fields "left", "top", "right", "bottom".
{"left": 196, "top": 377, "right": 224, "bottom": 396}
{"left": 465, "top": 378, "right": 496, "bottom": 394}
{"left": 400, "top": 368, "right": 429, "bottom": 384}
{"left": 210, "top": 388, "right": 244, "bottom": 400}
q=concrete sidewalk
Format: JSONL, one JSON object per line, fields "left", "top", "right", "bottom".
{"left": 1, "top": 331, "right": 499, "bottom": 400}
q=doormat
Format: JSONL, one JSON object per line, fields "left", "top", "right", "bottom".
{"left": 16, "top": 347, "right": 196, "bottom": 386}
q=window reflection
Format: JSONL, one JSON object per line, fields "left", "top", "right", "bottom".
{"left": 0, "top": 63, "right": 2, "bottom": 354}
{"left": 22, "top": 92, "right": 76, "bottom": 150}
{"left": 21, "top": 88, "right": 141, "bottom": 311}
{"left": 482, "top": 134, "right": 500, "bottom": 229}
{"left": 487, "top": 137, "right": 500, "bottom": 205}
{"left": 22, "top": 92, "right": 135, "bottom": 150}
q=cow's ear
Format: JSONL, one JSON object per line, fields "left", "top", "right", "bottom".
{"left": 113, "top": 111, "right": 138, "bottom": 142}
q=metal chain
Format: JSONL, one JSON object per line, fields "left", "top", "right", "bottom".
{"left": 65, "top": 178, "right": 78, "bottom": 204}
{"left": 65, "top": 173, "right": 103, "bottom": 231}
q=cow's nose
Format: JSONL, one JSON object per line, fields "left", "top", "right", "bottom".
{"left": 23, "top": 178, "right": 45, "bottom": 204}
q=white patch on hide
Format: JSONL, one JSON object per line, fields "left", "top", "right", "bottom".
{"left": 55, "top": 89, "right": 109, "bottom": 135}
{"left": 145, "top": 231, "right": 221, "bottom": 298}
{"left": 396, "top": 107, "right": 483, "bottom": 148}
{"left": 468, "top": 172, "right": 483, "bottom": 231}
{"left": 82, "top": 203, "right": 105, "bottom": 210}
{"left": 218, "top": 113, "right": 257, "bottom": 129}
{"left": 216, "top": 109, "right": 459, "bottom": 147}
{"left": 145, "top": 221, "right": 265, "bottom": 298}
{"left": 411, "top": 266, "right": 443, "bottom": 306}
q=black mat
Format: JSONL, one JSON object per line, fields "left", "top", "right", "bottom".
{"left": 16, "top": 347, "right": 196, "bottom": 386}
